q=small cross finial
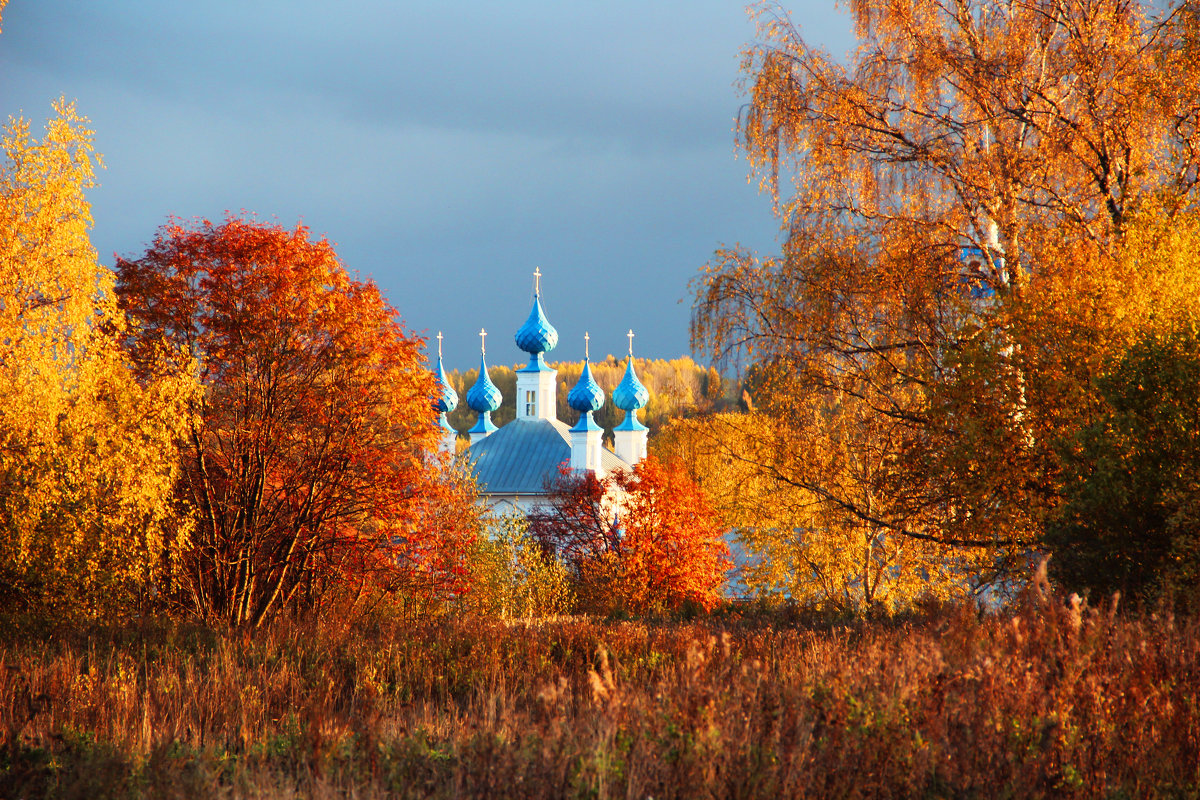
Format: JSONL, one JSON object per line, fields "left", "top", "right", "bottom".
{"left": 584, "top": 331, "right": 590, "bottom": 361}
{"left": 437, "top": 331, "right": 444, "bottom": 359}
{"left": 479, "top": 328, "right": 487, "bottom": 355}
{"left": 627, "top": 329, "right": 635, "bottom": 358}
{"left": 533, "top": 267, "right": 542, "bottom": 295}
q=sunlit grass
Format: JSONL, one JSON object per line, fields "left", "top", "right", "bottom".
{"left": 2, "top": 591, "right": 1198, "bottom": 798}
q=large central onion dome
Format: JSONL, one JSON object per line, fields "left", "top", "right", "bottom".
{"left": 514, "top": 292, "right": 558, "bottom": 357}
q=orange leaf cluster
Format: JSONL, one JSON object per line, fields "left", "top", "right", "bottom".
{"left": 116, "top": 215, "right": 479, "bottom": 627}
{"left": 529, "top": 457, "right": 729, "bottom": 614}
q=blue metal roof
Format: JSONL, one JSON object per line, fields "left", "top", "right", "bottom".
{"left": 467, "top": 412, "right": 498, "bottom": 436}
{"left": 571, "top": 412, "right": 603, "bottom": 433}
{"left": 614, "top": 412, "right": 648, "bottom": 433}
{"left": 517, "top": 353, "right": 555, "bottom": 373}
{"left": 467, "top": 418, "right": 629, "bottom": 495}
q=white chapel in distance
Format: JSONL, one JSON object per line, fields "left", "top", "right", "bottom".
{"left": 431, "top": 271, "right": 651, "bottom": 514}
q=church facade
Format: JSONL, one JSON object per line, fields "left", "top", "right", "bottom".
{"left": 431, "top": 273, "right": 650, "bottom": 514}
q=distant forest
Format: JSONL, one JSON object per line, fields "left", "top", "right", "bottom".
{"left": 444, "top": 355, "right": 740, "bottom": 436}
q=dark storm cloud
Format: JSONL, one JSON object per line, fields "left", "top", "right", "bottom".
{"left": 0, "top": 0, "right": 853, "bottom": 369}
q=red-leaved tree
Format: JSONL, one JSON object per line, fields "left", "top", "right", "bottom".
{"left": 529, "top": 457, "right": 729, "bottom": 613}
{"left": 116, "top": 215, "right": 479, "bottom": 627}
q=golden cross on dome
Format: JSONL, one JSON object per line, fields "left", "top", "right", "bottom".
{"left": 584, "top": 331, "right": 590, "bottom": 361}
{"left": 533, "top": 267, "right": 542, "bottom": 295}
{"left": 479, "top": 328, "right": 487, "bottom": 355}
{"left": 627, "top": 329, "right": 635, "bottom": 358}
{"left": 436, "top": 331, "right": 443, "bottom": 359}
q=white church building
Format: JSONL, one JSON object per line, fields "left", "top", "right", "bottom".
{"left": 431, "top": 273, "right": 650, "bottom": 514}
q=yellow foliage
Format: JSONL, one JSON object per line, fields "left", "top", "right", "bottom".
{"left": 460, "top": 512, "right": 573, "bottom": 618}
{"left": 655, "top": 410, "right": 972, "bottom": 613}
{"left": 0, "top": 102, "right": 196, "bottom": 617}
{"left": 693, "top": 0, "right": 1200, "bottom": 594}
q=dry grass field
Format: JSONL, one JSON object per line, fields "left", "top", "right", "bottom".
{"left": 2, "top": 588, "right": 1198, "bottom": 798}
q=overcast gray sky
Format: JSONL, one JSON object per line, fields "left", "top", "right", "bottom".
{"left": 0, "top": 1, "right": 854, "bottom": 370}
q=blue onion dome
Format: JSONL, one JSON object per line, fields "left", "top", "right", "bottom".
{"left": 432, "top": 353, "right": 458, "bottom": 414}
{"left": 514, "top": 292, "right": 558, "bottom": 356}
{"left": 612, "top": 357, "right": 649, "bottom": 411}
{"left": 466, "top": 354, "right": 502, "bottom": 413}
{"left": 568, "top": 360, "right": 604, "bottom": 413}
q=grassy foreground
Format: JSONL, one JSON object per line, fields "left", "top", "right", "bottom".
{"left": 2, "top": 590, "right": 1198, "bottom": 799}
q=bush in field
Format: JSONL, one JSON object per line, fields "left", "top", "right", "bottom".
{"left": 529, "top": 457, "right": 730, "bottom": 615}
{"left": 1049, "top": 323, "right": 1200, "bottom": 606}
{"left": 459, "top": 512, "right": 573, "bottom": 618}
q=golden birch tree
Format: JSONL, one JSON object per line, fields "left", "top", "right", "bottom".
{"left": 693, "top": 0, "right": 1200, "bottom": 578}
{"left": 656, "top": 402, "right": 972, "bottom": 613}
{"left": 0, "top": 103, "right": 196, "bottom": 617}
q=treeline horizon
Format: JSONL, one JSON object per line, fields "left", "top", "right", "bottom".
{"left": 444, "top": 355, "right": 741, "bottom": 434}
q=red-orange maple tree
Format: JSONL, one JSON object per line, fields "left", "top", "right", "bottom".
{"left": 529, "top": 457, "right": 729, "bottom": 613}
{"left": 116, "top": 215, "right": 479, "bottom": 627}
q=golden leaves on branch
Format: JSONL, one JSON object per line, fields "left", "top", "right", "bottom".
{"left": 741, "top": 0, "right": 1200, "bottom": 275}
{"left": 0, "top": 103, "right": 196, "bottom": 618}
{"left": 690, "top": 0, "right": 1200, "bottom": 602}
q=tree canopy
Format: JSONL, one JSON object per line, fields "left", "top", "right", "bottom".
{"left": 690, "top": 0, "right": 1200, "bottom": 592}
{"left": 529, "top": 458, "right": 729, "bottom": 614}
{"left": 0, "top": 102, "right": 195, "bottom": 617}
{"left": 116, "top": 216, "right": 480, "bottom": 627}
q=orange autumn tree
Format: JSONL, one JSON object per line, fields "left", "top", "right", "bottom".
{"left": 693, "top": 0, "right": 1200, "bottom": 583}
{"left": 116, "top": 216, "right": 479, "bottom": 627}
{"left": 529, "top": 457, "right": 729, "bottom": 614}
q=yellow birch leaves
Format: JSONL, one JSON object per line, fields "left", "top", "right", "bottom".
{"left": 0, "top": 103, "right": 196, "bottom": 617}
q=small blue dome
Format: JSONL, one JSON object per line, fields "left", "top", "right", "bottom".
{"left": 514, "top": 293, "right": 558, "bottom": 355}
{"left": 568, "top": 361, "right": 604, "bottom": 413}
{"left": 612, "top": 357, "right": 648, "bottom": 411}
{"left": 432, "top": 354, "right": 459, "bottom": 414}
{"left": 466, "top": 355, "right": 502, "bottom": 413}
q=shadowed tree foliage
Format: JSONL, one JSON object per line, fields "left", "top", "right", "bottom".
{"left": 1049, "top": 322, "right": 1200, "bottom": 607}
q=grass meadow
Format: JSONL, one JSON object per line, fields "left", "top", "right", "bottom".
{"left": 2, "top": 588, "right": 1198, "bottom": 799}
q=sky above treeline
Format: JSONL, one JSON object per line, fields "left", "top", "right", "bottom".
{"left": 1, "top": 1, "right": 854, "bottom": 371}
